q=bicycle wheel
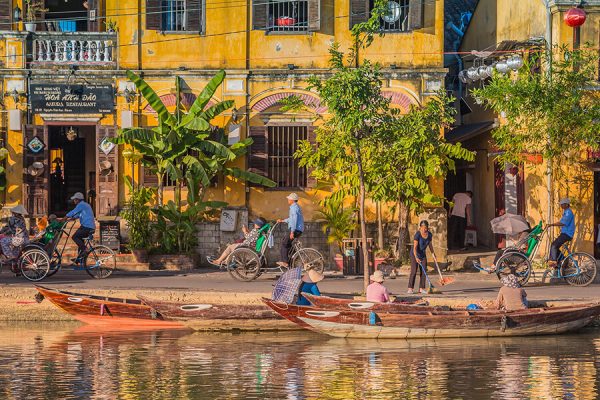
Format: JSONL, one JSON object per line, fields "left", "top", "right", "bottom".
{"left": 495, "top": 252, "right": 531, "bottom": 286}
{"left": 227, "top": 248, "right": 261, "bottom": 281}
{"left": 291, "top": 248, "right": 325, "bottom": 274}
{"left": 46, "top": 249, "right": 62, "bottom": 278}
{"left": 19, "top": 249, "right": 51, "bottom": 282}
{"left": 562, "top": 252, "right": 597, "bottom": 287}
{"left": 84, "top": 245, "right": 116, "bottom": 279}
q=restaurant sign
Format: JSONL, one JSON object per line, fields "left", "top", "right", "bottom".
{"left": 30, "top": 84, "right": 114, "bottom": 114}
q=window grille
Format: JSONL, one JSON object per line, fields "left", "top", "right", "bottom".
{"left": 268, "top": 0, "right": 309, "bottom": 32}
{"left": 373, "top": 0, "right": 409, "bottom": 32}
{"left": 162, "top": 0, "right": 186, "bottom": 31}
{"left": 267, "top": 126, "right": 308, "bottom": 189}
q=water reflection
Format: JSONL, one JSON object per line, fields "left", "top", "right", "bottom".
{"left": 0, "top": 323, "right": 598, "bottom": 399}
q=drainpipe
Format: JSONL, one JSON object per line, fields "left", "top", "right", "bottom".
{"left": 543, "top": 0, "right": 553, "bottom": 245}
{"left": 244, "top": 0, "right": 251, "bottom": 209}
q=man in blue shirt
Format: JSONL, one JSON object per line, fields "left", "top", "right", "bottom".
{"left": 548, "top": 198, "right": 575, "bottom": 268}
{"left": 276, "top": 193, "right": 304, "bottom": 268}
{"left": 65, "top": 192, "right": 96, "bottom": 263}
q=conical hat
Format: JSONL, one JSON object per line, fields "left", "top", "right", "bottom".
{"left": 10, "top": 205, "right": 28, "bottom": 216}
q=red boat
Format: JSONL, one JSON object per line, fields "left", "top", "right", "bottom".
{"left": 263, "top": 298, "right": 600, "bottom": 339}
{"left": 35, "top": 286, "right": 185, "bottom": 329}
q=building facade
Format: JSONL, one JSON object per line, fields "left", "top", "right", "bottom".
{"left": 0, "top": 0, "right": 445, "bottom": 231}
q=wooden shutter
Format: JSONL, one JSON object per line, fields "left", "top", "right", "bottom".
{"left": 87, "top": 0, "right": 98, "bottom": 32}
{"left": 305, "top": 125, "right": 317, "bottom": 188}
{"left": 23, "top": 125, "right": 49, "bottom": 218}
{"left": 252, "top": 0, "right": 268, "bottom": 30}
{"left": 308, "top": 0, "right": 320, "bottom": 32}
{"left": 248, "top": 126, "right": 268, "bottom": 186}
{"left": 186, "top": 0, "right": 203, "bottom": 33}
{"left": 96, "top": 126, "right": 119, "bottom": 216}
{"left": 0, "top": 1, "right": 11, "bottom": 27}
{"left": 349, "top": 0, "right": 369, "bottom": 29}
{"left": 142, "top": 165, "right": 159, "bottom": 187}
{"left": 146, "top": 0, "right": 162, "bottom": 30}
{"left": 408, "top": 0, "right": 423, "bottom": 30}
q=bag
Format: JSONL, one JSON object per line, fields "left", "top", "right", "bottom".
{"left": 11, "top": 234, "right": 24, "bottom": 247}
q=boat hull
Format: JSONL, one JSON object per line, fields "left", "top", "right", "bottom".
{"left": 36, "top": 286, "right": 184, "bottom": 329}
{"left": 264, "top": 300, "right": 600, "bottom": 339}
{"left": 302, "top": 294, "right": 435, "bottom": 312}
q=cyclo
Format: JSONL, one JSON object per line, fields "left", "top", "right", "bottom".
{"left": 0, "top": 220, "right": 116, "bottom": 281}
{"left": 474, "top": 221, "right": 597, "bottom": 287}
{"left": 226, "top": 222, "right": 324, "bottom": 281}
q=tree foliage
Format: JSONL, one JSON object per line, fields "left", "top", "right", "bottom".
{"left": 471, "top": 46, "right": 600, "bottom": 165}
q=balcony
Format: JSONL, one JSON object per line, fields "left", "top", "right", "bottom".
{"left": 31, "top": 32, "right": 117, "bottom": 67}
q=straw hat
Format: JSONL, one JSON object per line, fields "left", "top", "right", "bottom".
{"left": 370, "top": 270, "right": 385, "bottom": 283}
{"left": 302, "top": 269, "right": 324, "bottom": 283}
{"left": 10, "top": 205, "right": 28, "bottom": 216}
{"left": 99, "top": 160, "right": 113, "bottom": 176}
{"left": 27, "top": 161, "right": 45, "bottom": 176}
{"left": 559, "top": 198, "right": 570, "bottom": 205}
{"left": 286, "top": 193, "right": 299, "bottom": 201}
{"left": 70, "top": 192, "right": 85, "bottom": 201}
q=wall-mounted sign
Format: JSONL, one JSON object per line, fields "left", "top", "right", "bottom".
{"left": 99, "top": 136, "right": 116, "bottom": 155}
{"left": 30, "top": 84, "right": 114, "bottom": 114}
{"left": 26, "top": 136, "right": 46, "bottom": 153}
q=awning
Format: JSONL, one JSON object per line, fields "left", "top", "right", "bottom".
{"left": 445, "top": 121, "right": 494, "bottom": 143}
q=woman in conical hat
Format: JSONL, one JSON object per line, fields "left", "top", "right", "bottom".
{"left": 0, "top": 205, "right": 30, "bottom": 263}
{"left": 296, "top": 267, "right": 324, "bottom": 306}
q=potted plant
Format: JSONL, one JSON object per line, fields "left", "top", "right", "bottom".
{"left": 24, "top": 0, "right": 48, "bottom": 32}
{"left": 374, "top": 248, "right": 392, "bottom": 270}
{"left": 316, "top": 197, "right": 356, "bottom": 271}
{"left": 104, "top": 19, "right": 118, "bottom": 33}
{"left": 120, "top": 177, "right": 154, "bottom": 262}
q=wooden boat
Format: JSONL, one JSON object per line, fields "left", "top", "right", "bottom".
{"left": 302, "top": 294, "right": 438, "bottom": 312}
{"left": 35, "top": 286, "right": 185, "bottom": 329}
{"left": 263, "top": 298, "right": 600, "bottom": 339}
{"left": 137, "top": 296, "right": 279, "bottom": 320}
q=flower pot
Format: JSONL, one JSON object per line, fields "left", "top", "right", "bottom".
{"left": 333, "top": 255, "right": 343, "bottom": 271}
{"left": 132, "top": 248, "right": 149, "bottom": 263}
{"left": 276, "top": 17, "right": 296, "bottom": 26}
{"left": 25, "top": 23, "right": 37, "bottom": 32}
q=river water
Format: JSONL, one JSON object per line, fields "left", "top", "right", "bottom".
{"left": 0, "top": 323, "right": 599, "bottom": 399}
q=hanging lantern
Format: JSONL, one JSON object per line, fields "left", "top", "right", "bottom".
{"left": 564, "top": 7, "right": 586, "bottom": 27}
{"left": 495, "top": 59, "right": 509, "bottom": 74}
{"left": 466, "top": 67, "right": 480, "bottom": 81}
{"left": 507, "top": 55, "right": 524, "bottom": 71}
{"left": 458, "top": 70, "right": 469, "bottom": 84}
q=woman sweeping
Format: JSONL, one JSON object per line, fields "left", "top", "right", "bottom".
{"left": 0, "top": 205, "right": 30, "bottom": 263}
{"left": 408, "top": 220, "right": 435, "bottom": 294}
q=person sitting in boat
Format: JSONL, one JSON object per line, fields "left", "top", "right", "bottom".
{"left": 207, "top": 217, "right": 267, "bottom": 267}
{"left": 0, "top": 205, "right": 30, "bottom": 263}
{"left": 297, "top": 268, "right": 323, "bottom": 306}
{"left": 366, "top": 270, "right": 391, "bottom": 303}
{"left": 495, "top": 273, "right": 528, "bottom": 311}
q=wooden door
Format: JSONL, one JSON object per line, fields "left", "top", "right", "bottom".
{"left": 96, "top": 126, "right": 118, "bottom": 216}
{"left": 23, "top": 125, "right": 49, "bottom": 217}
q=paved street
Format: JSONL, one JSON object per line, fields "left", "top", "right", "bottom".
{"left": 1, "top": 267, "right": 599, "bottom": 302}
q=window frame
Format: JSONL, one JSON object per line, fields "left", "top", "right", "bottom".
{"left": 265, "top": 124, "right": 309, "bottom": 191}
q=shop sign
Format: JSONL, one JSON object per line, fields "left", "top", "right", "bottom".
{"left": 30, "top": 84, "right": 114, "bottom": 114}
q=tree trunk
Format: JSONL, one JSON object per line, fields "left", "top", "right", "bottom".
{"left": 355, "top": 145, "right": 370, "bottom": 294}
{"left": 157, "top": 173, "right": 164, "bottom": 206}
{"left": 396, "top": 198, "right": 410, "bottom": 263}
{"left": 376, "top": 202, "right": 384, "bottom": 250}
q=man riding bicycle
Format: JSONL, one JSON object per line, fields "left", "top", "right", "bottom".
{"left": 64, "top": 192, "right": 95, "bottom": 264}
{"left": 547, "top": 198, "right": 575, "bottom": 269}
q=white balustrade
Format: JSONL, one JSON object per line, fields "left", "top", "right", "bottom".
{"left": 32, "top": 34, "right": 115, "bottom": 64}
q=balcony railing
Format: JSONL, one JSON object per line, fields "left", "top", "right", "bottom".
{"left": 31, "top": 32, "right": 117, "bottom": 65}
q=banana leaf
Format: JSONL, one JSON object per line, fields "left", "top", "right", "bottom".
{"left": 127, "top": 70, "right": 174, "bottom": 125}
{"left": 224, "top": 167, "right": 276, "bottom": 187}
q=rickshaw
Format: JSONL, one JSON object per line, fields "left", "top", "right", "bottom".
{"left": 0, "top": 220, "right": 116, "bottom": 281}
{"left": 227, "top": 222, "right": 325, "bottom": 281}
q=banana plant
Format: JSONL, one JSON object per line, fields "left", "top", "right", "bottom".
{"left": 112, "top": 69, "right": 275, "bottom": 206}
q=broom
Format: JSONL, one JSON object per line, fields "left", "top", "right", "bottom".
{"left": 432, "top": 253, "right": 454, "bottom": 286}
{"left": 418, "top": 260, "right": 442, "bottom": 294}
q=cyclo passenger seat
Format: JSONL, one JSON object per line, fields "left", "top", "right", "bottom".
{"left": 254, "top": 223, "right": 271, "bottom": 253}
{"left": 525, "top": 221, "right": 544, "bottom": 257}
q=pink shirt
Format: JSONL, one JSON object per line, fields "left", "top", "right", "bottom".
{"left": 366, "top": 282, "right": 390, "bottom": 303}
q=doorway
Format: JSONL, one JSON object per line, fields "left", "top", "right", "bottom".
{"left": 48, "top": 125, "right": 96, "bottom": 216}
{"left": 44, "top": 0, "right": 99, "bottom": 32}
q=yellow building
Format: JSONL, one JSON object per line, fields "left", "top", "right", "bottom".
{"left": 0, "top": 0, "right": 445, "bottom": 227}
{"left": 450, "top": 0, "right": 600, "bottom": 258}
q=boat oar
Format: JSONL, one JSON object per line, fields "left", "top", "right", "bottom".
{"left": 431, "top": 253, "right": 454, "bottom": 286}
{"left": 418, "top": 260, "right": 441, "bottom": 294}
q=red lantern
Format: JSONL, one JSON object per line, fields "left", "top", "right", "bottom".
{"left": 564, "top": 7, "right": 586, "bottom": 27}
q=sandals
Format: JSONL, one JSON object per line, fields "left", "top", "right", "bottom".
{"left": 206, "top": 256, "right": 224, "bottom": 267}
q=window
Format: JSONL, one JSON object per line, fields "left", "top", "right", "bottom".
{"left": 162, "top": 0, "right": 186, "bottom": 31}
{"left": 268, "top": 126, "right": 308, "bottom": 188}
{"left": 375, "top": 0, "right": 409, "bottom": 32}
{"left": 268, "top": 0, "right": 309, "bottom": 32}
{"left": 253, "top": 0, "right": 320, "bottom": 33}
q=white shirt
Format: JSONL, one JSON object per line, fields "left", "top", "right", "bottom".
{"left": 451, "top": 193, "right": 472, "bottom": 218}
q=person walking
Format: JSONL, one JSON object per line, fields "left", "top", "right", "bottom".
{"left": 548, "top": 198, "right": 575, "bottom": 269}
{"left": 449, "top": 191, "right": 472, "bottom": 250}
{"left": 408, "top": 220, "right": 435, "bottom": 294}
{"left": 276, "top": 193, "right": 304, "bottom": 268}
{"left": 65, "top": 192, "right": 95, "bottom": 264}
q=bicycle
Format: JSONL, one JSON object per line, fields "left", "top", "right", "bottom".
{"left": 6, "top": 221, "right": 116, "bottom": 281}
{"left": 473, "top": 221, "right": 597, "bottom": 287}
{"left": 227, "top": 222, "right": 325, "bottom": 281}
